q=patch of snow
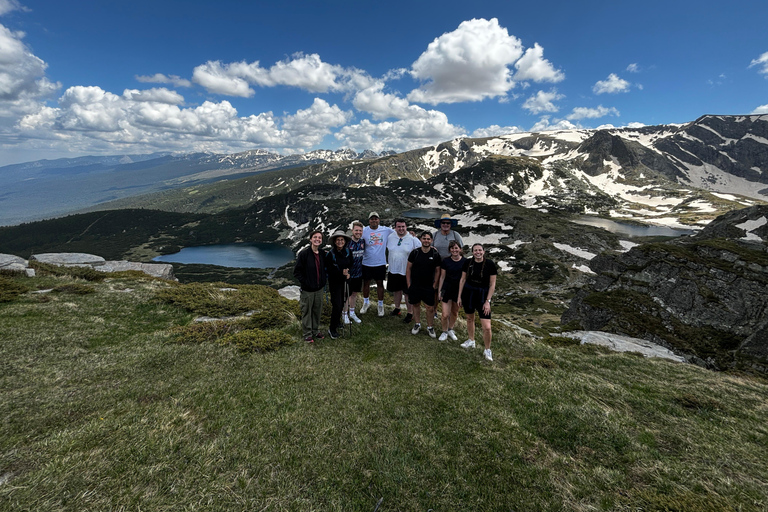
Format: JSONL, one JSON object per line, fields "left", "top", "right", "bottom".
{"left": 507, "top": 240, "right": 529, "bottom": 250}
{"left": 685, "top": 200, "right": 716, "bottom": 213}
{"left": 472, "top": 184, "right": 504, "bottom": 205}
{"left": 553, "top": 242, "right": 597, "bottom": 260}
{"left": 735, "top": 216, "right": 767, "bottom": 241}
{"left": 464, "top": 233, "right": 507, "bottom": 246}
{"left": 711, "top": 192, "right": 738, "bottom": 201}
{"left": 618, "top": 240, "right": 639, "bottom": 252}
{"left": 497, "top": 260, "right": 512, "bottom": 271}
{"left": 572, "top": 263, "right": 595, "bottom": 274}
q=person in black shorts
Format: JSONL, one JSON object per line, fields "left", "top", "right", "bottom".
{"left": 437, "top": 240, "right": 466, "bottom": 341}
{"left": 344, "top": 221, "right": 365, "bottom": 324}
{"left": 406, "top": 231, "right": 441, "bottom": 338}
{"left": 457, "top": 243, "right": 497, "bottom": 361}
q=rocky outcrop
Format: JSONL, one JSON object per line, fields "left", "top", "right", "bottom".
{"left": 4, "top": 252, "right": 176, "bottom": 281}
{"left": 562, "top": 205, "right": 768, "bottom": 373}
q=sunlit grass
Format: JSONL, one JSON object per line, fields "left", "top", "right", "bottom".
{"left": 1, "top": 272, "right": 767, "bottom": 511}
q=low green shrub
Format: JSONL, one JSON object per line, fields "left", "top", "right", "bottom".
{"left": 53, "top": 283, "right": 96, "bottom": 295}
{"left": 30, "top": 261, "right": 105, "bottom": 282}
{"left": 221, "top": 328, "right": 295, "bottom": 353}
{"left": 156, "top": 282, "right": 296, "bottom": 318}
{"left": 244, "top": 309, "right": 294, "bottom": 330}
{"left": 0, "top": 276, "right": 29, "bottom": 303}
{"left": 168, "top": 320, "right": 246, "bottom": 344}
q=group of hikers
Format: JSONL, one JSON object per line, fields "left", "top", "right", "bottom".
{"left": 293, "top": 212, "right": 498, "bottom": 361}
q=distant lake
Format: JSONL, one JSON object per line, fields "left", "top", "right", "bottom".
{"left": 153, "top": 243, "right": 294, "bottom": 268}
{"left": 571, "top": 216, "right": 697, "bottom": 238}
{"left": 402, "top": 208, "right": 447, "bottom": 219}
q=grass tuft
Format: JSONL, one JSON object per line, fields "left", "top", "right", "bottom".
{"left": 220, "top": 328, "right": 295, "bottom": 352}
{"left": 0, "top": 276, "right": 29, "bottom": 303}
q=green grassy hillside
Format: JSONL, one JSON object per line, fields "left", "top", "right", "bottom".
{"left": 1, "top": 270, "right": 766, "bottom": 511}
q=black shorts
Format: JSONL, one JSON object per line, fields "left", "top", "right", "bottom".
{"left": 363, "top": 265, "right": 386, "bottom": 282}
{"left": 386, "top": 273, "right": 407, "bottom": 292}
{"left": 441, "top": 281, "right": 459, "bottom": 303}
{"left": 461, "top": 285, "right": 491, "bottom": 320}
{"left": 408, "top": 284, "right": 436, "bottom": 307}
{"left": 348, "top": 276, "right": 363, "bottom": 293}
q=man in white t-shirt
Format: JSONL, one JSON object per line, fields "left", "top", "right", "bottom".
{"left": 361, "top": 212, "right": 394, "bottom": 316}
{"left": 386, "top": 218, "right": 419, "bottom": 322}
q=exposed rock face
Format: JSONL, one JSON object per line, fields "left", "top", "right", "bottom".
{"left": 13, "top": 252, "right": 176, "bottom": 280}
{"left": 30, "top": 253, "right": 106, "bottom": 266}
{"left": 562, "top": 205, "right": 768, "bottom": 372}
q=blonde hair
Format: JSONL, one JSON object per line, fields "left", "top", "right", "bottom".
{"left": 352, "top": 221, "right": 364, "bottom": 229}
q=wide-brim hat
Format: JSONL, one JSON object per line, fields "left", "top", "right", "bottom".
{"left": 329, "top": 229, "right": 351, "bottom": 243}
{"left": 434, "top": 213, "right": 459, "bottom": 229}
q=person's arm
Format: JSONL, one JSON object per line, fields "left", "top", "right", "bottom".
{"left": 457, "top": 271, "right": 467, "bottom": 306}
{"left": 438, "top": 266, "right": 447, "bottom": 296}
{"left": 406, "top": 260, "right": 413, "bottom": 289}
{"left": 293, "top": 249, "right": 306, "bottom": 288}
{"left": 432, "top": 259, "right": 440, "bottom": 290}
{"left": 483, "top": 275, "right": 497, "bottom": 315}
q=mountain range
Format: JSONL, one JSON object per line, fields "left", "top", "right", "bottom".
{"left": 2, "top": 114, "right": 767, "bottom": 228}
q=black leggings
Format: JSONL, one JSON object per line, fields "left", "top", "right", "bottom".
{"left": 329, "top": 281, "right": 346, "bottom": 332}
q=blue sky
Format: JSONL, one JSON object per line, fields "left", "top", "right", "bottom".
{"left": 0, "top": 0, "right": 766, "bottom": 166}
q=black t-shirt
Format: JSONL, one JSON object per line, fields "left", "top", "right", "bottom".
{"left": 441, "top": 256, "right": 466, "bottom": 284}
{"left": 462, "top": 258, "right": 497, "bottom": 289}
{"left": 408, "top": 247, "right": 441, "bottom": 288}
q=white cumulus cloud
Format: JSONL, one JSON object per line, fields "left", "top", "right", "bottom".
{"left": 566, "top": 105, "right": 619, "bottom": 120}
{"left": 471, "top": 125, "right": 523, "bottom": 138}
{"left": 522, "top": 89, "right": 564, "bottom": 114}
{"left": 530, "top": 116, "right": 577, "bottom": 132}
{"left": 593, "top": 73, "right": 630, "bottom": 94}
{"left": 749, "top": 52, "right": 768, "bottom": 76}
{"left": 135, "top": 73, "right": 192, "bottom": 88}
{"left": 513, "top": 43, "right": 564, "bottom": 83}
{"left": 626, "top": 63, "right": 639, "bottom": 73}
{"left": 752, "top": 104, "right": 768, "bottom": 114}
{"left": 335, "top": 112, "right": 463, "bottom": 153}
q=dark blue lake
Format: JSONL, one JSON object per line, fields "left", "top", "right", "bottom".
{"left": 152, "top": 243, "right": 295, "bottom": 268}
{"left": 571, "top": 216, "right": 697, "bottom": 238}
{"left": 402, "top": 208, "right": 448, "bottom": 219}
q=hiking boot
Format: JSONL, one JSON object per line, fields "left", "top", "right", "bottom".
{"left": 349, "top": 311, "right": 362, "bottom": 324}
{"left": 411, "top": 323, "right": 421, "bottom": 335}
{"left": 390, "top": 308, "right": 401, "bottom": 316}
{"left": 427, "top": 326, "right": 437, "bottom": 338}
{"left": 483, "top": 349, "right": 493, "bottom": 361}
{"left": 460, "top": 339, "right": 476, "bottom": 349}
{"left": 378, "top": 303, "right": 385, "bottom": 316}
{"left": 447, "top": 329, "right": 457, "bottom": 341}
{"left": 402, "top": 313, "right": 413, "bottom": 324}
{"left": 328, "top": 330, "right": 340, "bottom": 339}
{"left": 438, "top": 331, "right": 448, "bottom": 341}
{"left": 343, "top": 314, "right": 350, "bottom": 325}
{"left": 360, "top": 302, "right": 371, "bottom": 314}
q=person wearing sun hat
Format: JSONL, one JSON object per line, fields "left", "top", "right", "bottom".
{"left": 325, "top": 229, "right": 353, "bottom": 339}
{"left": 432, "top": 213, "right": 464, "bottom": 260}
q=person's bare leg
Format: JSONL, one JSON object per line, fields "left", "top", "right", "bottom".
{"left": 466, "top": 313, "right": 476, "bottom": 341}
{"left": 481, "top": 318, "right": 492, "bottom": 349}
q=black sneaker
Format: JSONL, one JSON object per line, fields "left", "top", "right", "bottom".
{"left": 328, "top": 330, "right": 340, "bottom": 339}
{"left": 390, "top": 308, "right": 401, "bottom": 316}
{"left": 315, "top": 332, "right": 325, "bottom": 340}
{"left": 402, "top": 313, "right": 413, "bottom": 324}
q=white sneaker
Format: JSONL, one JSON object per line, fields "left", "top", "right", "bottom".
{"left": 378, "top": 303, "right": 384, "bottom": 316}
{"left": 427, "top": 326, "right": 436, "bottom": 338}
{"left": 360, "top": 302, "right": 370, "bottom": 314}
{"left": 438, "top": 332, "right": 448, "bottom": 341}
{"left": 343, "top": 314, "right": 350, "bottom": 325}
{"left": 411, "top": 323, "right": 421, "bottom": 335}
{"left": 483, "top": 349, "right": 493, "bottom": 361}
{"left": 349, "top": 311, "right": 362, "bottom": 324}
{"left": 460, "top": 339, "right": 476, "bottom": 349}
{"left": 447, "top": 329, "right": 457, "bottom": 341}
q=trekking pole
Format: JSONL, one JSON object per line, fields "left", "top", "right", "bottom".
{"left": 344, "top": 281, "right": 352, "bottom": 338}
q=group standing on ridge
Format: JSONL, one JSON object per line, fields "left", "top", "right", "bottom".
{"left": 293, "top": 212, "right": 496, "bottom": 361}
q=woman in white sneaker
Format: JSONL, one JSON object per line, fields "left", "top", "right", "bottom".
{"left": 457, "top": 243, "right": 497, "bottom": 361}
{"left": 437, "top": 240, "right": 466, "bottom": 342}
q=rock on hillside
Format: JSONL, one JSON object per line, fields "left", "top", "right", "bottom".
{"left": 562, "top": 205, "right": 768, "bottom": 373}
